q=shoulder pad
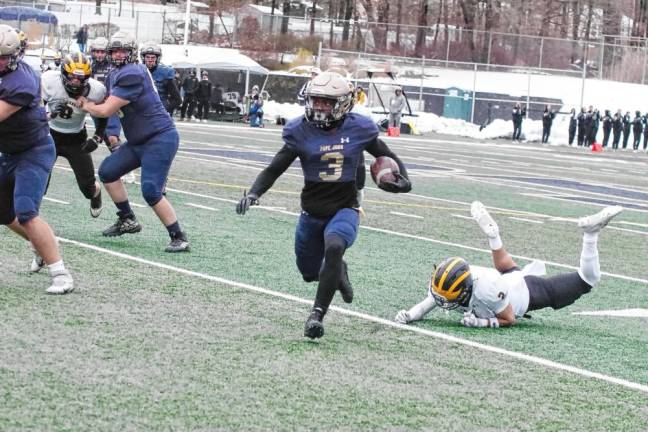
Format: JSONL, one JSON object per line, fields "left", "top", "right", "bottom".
{"left": 114, "top": 69, "right": 142, "bottom": 87}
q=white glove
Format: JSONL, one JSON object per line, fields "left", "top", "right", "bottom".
{"left": 394, "top": 310, "right": 410, "bottom": 324}
{"left": 461, "top": 311, "right": 498, "bottom": 328}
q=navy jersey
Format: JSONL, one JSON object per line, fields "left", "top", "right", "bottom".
{"left": 106, "top": 63, "right": 174, "bottom": 145}
{"left": 151, "top": 64, "right": 175, "bottom": 104}
{"left": 282, "top": 113, "right": 379, "bottom": 216}
{"left": 91, "top": 59, "right": 112, "bottom": 84}
{"left": 0, "top": 61, "right": 49, "bottom": 154}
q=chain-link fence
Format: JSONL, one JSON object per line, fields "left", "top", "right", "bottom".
{"left": 320, "top": 48, "right": 590, "bottom": 126}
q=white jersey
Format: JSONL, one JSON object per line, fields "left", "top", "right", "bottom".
{"left": 41, "top": 70, "right": 106, "bottom": 134}
{"left": 427, "top": 260, "right": 546, "bottom": 319}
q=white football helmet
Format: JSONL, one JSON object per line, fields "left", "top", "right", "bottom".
{"left": 304, "top": 71, "right": 354, "bottom": 129}
{"left": 0, "top": 24, "right": 20, "bottom": 75}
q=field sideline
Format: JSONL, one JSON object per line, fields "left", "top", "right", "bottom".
{"left": 2, "top": 122, "right": 648, "bottom": 431}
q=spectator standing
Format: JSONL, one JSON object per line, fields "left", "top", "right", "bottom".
{"left": 196, "top": 71, "right": 213, "bottom": 123}
{"left": 248, "top": 85, "right": 264, "bottom": 127}
{"left": 76, "top": 25, "right": 89, "bottom": 53}
{"left": 589, "top": 108, "right": 600, "bottom": 145}
{"left": 511, "top": 102, "right": 525, "bottom": 140}
{"left": 601, "top": 110, "right": 612, "bottom": 148}
{"left": 211, "top": 83, "right": 224, "bottom": 116}
{"left": 622, "top": 111, "right": 631, "bottom": 150}
{"left": 611, "top": 109, "right": 622, "bottom": 150}
{"left": 389, "top": 87, "right": 406, "bottom": 130}
{"left": 180, "top": 70, "right": 199, "bottom": 121}
{"left": 643, "top": 112, "right": 648, "bottom": 152}
{"left": 582, "top": 106, "right": 594, "bottom": 147}
{"left": 632, "top": 111, "right": 643, "bottom": 152}
{"left": 356, "top": 85, "right": 367, "bottom": 106}
{"left": 576, "top": 107, "right": 586, "bottom": 146}
{"left": 568, "top": 108, "right": 577, "bottom": 145}
{"left": 541, "top": 105, "right": 555, "bottom": 144}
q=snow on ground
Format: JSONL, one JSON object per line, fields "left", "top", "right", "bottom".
{"left": 263, "top": 100, "right": 572, "bottom": 145}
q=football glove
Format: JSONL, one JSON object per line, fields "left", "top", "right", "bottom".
{"left": 81, "top": 135, "right": 102, "bottom": 153}
{"left": 461, "top": 311, "right": 499, "bottom": 328}
{"left": 378, "top": 172, "right": 411, "bottom": 193}
{"left": 394, "top": 310, "right": 410, "bottom": 324}
{"left": 236, "top": 190, "right": 259, "bottom": 215}
{"left": 54, "top": 103, "right": 74, "bottom": 119}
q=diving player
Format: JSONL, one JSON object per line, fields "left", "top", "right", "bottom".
{"left": 140, "top": 42, "right": 181, "bottom": 116}
{"left": 77, "top": 32, "right": 189, "bottom": 252}
{"left": 0, "top": 24, "right": 74, "bottom": 294}
{"left": 236, "top": 72, "right": 412, "bottom": 339}
{"left": 41, "top": 52, "right": 106, "bottom": 218}
{"left": 394, "top": 202, "right": 623, "bottom": 328}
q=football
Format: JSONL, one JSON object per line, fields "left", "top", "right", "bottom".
{"left": 370, "top": 156, "right": 399, "bottom": 185}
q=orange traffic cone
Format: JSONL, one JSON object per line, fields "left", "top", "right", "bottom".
{"left": 591, "top": 142, "right": 603, "bottom": 152}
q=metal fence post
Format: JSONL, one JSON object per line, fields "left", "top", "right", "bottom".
{"left": 79, "top": 4, "right": 83, "bottom": 27}
{"left": 317, "top": 41, "right": 322, "bottom": 68}
{"left": 107, "top": 8, "right": 112, "bottom": 37}
{"left": 642, "top": 42, "right": 648, "bottom": 85}
{"left": 599, "top": 40, "right": 604, "bottom": 79}
{"left": 538, "top": 37, "right": 544, "bottom": 69}
{"left": 135, "top": 11, "right": 139, "bottom": 41}
{"left": 486, "top": 31, "right": 492, "bottom": 68}
{"left": 161, "top": 10, "right": 166, "bottom": 43}
{"left": 419, "top": 56, "right": 425, "bottom": 111}
{"left": 526, "top": 68, "right": 531, "bottom": 119}
{"left": 445, "top": 31, "right": 450, "bottom": 66}
{"left": 579, "top": 62, "right": 586, "bottom": 109}
{"left": 471, "top": 63, "right": 477, "bottom": 123}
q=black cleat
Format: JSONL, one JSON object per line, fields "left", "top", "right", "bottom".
{"left": 102, "top": 214, "right": 142, "bottom": 237}
{"left": 90, "top": 189, "right": 103, "bottom": 218}
{"left": 304, "top": 307, "right": 325, "bottom": 339}
{"left": 165, "top": 231, "right": 190, "bottom": 253}
{"left": 338, "top": 260, "right": 353, "bottom": 304}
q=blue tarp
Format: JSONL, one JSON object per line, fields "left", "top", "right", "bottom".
{"left": 0, "top": 6, "right": 57, "bottom": 25}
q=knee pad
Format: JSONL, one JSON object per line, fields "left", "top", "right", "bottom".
{"left": 324, "top": 235, "right": 346, "bottom": 260}
{"left": 141, "top": 180, "right": 163, "bottom": 206}
{"left": 80, "top": 182, "right": 96, "bottom": 200}
{"left": 98, "top": 163, "right": 120, "bottom": 184}
{"left": 302, "top": 274, "right": 319, "bottom": 283}
{"left": 14, "top": 196, "right": 38, "bottom": 224}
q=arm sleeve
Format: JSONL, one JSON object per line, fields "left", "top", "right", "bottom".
{"left": 94, "top": 116, "right": 108, "bottom": 138}
{"left": 364, "top": 138, "right": 409, "bottom": 179}
{"left": 249, "top": 144, "right": 299, "bottom": 197}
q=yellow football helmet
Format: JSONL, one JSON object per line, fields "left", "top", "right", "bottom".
{"left": 61, "top": 52, "right": 92, "bottom": 96}
{"left": 429, "top": 257, "right": 473, "bottom": 309}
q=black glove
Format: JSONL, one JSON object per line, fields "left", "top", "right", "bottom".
{"left": 81, "top": 135, "right": 102, "bottom": 153}
{"left": 55, "top": 103, "right": 74, "bottom": 119}
{"left": 378, "top": 172, "right": 412, "bottom": 193}
{"left": 236, "top": 190, "right": 259, "bottom": 215}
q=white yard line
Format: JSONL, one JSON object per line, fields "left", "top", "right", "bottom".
{"left": 129, "top": 202, "right": 146, "bottom": 208}
{"left": 508, "top": 216, "right": 544, "bottom": 224}
{"left": 389, "top": 211, "right": 424, "bottom": 219}
{"left": 186, "top": 202, "right": 218, "bottom": 211}
{"left": 43, "top": 197, "right": 69, "bottom": 205}
{"left": 56, "top": 236, "right": 648, "bottom": 395}
{"left": 451, "top": 213, "right": 473, "bottom": 220}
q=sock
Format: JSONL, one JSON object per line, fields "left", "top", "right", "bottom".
{"left": 314, "top": 235, "right": 346, "bottom": 313}
{"left": 166, "top": 221, "right": 181, "bottom": 237}
{"left": 48, "top": 260, "right": 66, "bottom": 274}
{"left": 578, "top": 232, "right": 600, "bottom": 287}
{"left": 488, "top": 235, "right": 503, "bottom": 251}
{"left": 115, "top": 200, "right": 133, "bottom": 217}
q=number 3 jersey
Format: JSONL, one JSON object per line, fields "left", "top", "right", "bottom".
{"left": 41, "top": 70, "right": 106, "bottom": 134}
{"left": 282, "top": 113, "right": 379, "bottom": 217}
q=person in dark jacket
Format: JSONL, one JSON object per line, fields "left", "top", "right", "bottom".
{"left": 611, "top": 109, "right": 622, "bottom": 150}
{"left": 589, "top": 108, "right": 600, "bottom": 145}
{"left": 196, "top": 70, "right": 212, "bottom": 122}
{"left": 211, "top": 83, "right": 224, "bottom": 116}
{"left": 622, "top": 111, "right": 632, "bottom": 150}
{"left": 541, "top": 105, "right": 555, "bottom": 144}
{"left": 180, "top": 70, "right": 199, "bottom": 121}
{"left": 76, "top": 25, "right": 89, "bottom": 53}
{"left": 581, "top": 107, "right": 594, "bottom": 147}
{"left": 577, "top": 107, "right": 587, "bottom": 146}
{"left": 632, "top": 111, "right": 643, "bottom": 151}
{"left": 601, "top": 110, "right": 612, "bottom": 148}
{"left": 568, "top": 108, "right": 577, "bottom": 145}
{"left": 642, "top": 113, "right": 648, "bottom": 152}
{"left": 511, "top": 102, "right": 525, "bottom": 140}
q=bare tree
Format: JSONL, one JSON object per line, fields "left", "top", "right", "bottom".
{"left": 414, "top": 0, "right": 429, "bottom": 57}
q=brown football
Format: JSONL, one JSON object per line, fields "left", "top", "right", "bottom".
{"left": 370, "top": 156, "right": 399, "bottom": 185}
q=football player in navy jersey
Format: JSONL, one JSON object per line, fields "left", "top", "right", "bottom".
{"left": 0, "top": 25, "right": 74, "bottom": 294}
{"left": 77, "top": 33, "right": 189, "bottom": 252}
{"left": 140, "top": 42, "right": 181, "bottom": 116}
{"left": 236, "top": 72, "right": 411, "bottom": 339}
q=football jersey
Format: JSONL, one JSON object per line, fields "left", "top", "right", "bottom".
{"left": 0, "top": 61, "right": 49, "bottom": 154}
{"left": 106, "top": 63, "right": 174, "bottom": 145}
{"left": 91, "top": 59, "right": 111, "bottom": 84}
{"left": 41, "top": 70, "right": 106, "bottom": 134}
{"left": 282, "top": 113, "right": 379, "bottom": 217}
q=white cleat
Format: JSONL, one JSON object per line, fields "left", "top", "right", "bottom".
{"left": 578, "top": 206, "right": 623, "bottom": 233}
{"left": 470, "top": 201, "right": 499, "bottom": 238}
{"left": 28, "top": 241, "right": 46, "bottom": 273}
{"left": 46, "top": 269, "right": 74, "bottom": 295}
{"left": 122, "top": 171, "right": 136, "bottom": 184}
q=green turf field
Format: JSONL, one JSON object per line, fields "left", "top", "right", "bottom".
{"left": 2, "top": 123, "right": 648, "bottom": 431}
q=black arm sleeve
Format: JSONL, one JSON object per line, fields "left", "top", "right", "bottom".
{"left": 364, "top": 138, "right": 409, "bottom": 179}
{"left": 94, "top": 116, "right": 108, "bottom": 138}
{"left": 249, "top": 144, "right": 299, "bottom": 197}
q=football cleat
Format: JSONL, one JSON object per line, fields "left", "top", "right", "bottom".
{"left": 46, "top": 269, "right": 74, "bottom": 295}
{"left": 470, "top": 201, "right": 499, "bottom": 238}
{"left": 578, "top": 206, "right": 623, "bottom": 233}
{"left": 165, "top": 231, "right": 190, "bottom": 253}
{"left": 90, "top": 188, "right": 103, "bottom": 218}
{"left": 338, "top": 260, "right": 353, "bottom": 303}
{"left": 30, "top": 256, "right": 45, "bottom": 273}
{"left": 102, "top": 214, "right": 142, "bottom": 237}
{"left": 304, "top": 307, "right": 325, "bottom": 339}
